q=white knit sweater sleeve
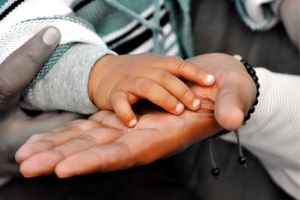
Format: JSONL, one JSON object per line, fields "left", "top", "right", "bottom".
{"left": 0, "top": 0, "right": 107, "bottom": 65}
{"left": 221, "top": 68, "right": 300, "bottom": 199}
{"left": 0, "top": 0, "right": 118, "bottom": 114}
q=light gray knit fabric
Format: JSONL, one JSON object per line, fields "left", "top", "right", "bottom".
{"left": 19, "top": 43, "right": 116, "bottom": 114}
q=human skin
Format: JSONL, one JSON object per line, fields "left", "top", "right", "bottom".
{"left": 15, "top": 53, "right": 256, "bottom": 178}
{"left": 0, "top": 27, "right": 82, "bottom": 176}
{"left": 88, "top": 53, "right": 215, "bottom": 127}
{"left": 280, "top": 0, "right": 299, "bottom": 50}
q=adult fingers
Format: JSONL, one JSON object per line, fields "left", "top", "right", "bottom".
{"left": 53, "top": 128, "right": 164, "bottom": 178}
{"left": 89, "top": 110, "right": 132, "bottom": 130}
{"left": 10, "top": 112, "right": 83, "bottom": 154}
{"left": 19, "top": 127, "right": 124, "bottom": 177}
{"left": 15, "top": 117, "right": 102, "bottom": 163}
{"left": 0, "top": 27, "right": 60, "bottom": 112}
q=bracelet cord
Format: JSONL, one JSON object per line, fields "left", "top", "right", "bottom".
{"left": 210, "top": 58, "right": 260, "bottom": 179}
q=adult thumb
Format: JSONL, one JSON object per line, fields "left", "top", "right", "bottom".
{"left": 0, "top": 27, "right": 61, "bottom": 112}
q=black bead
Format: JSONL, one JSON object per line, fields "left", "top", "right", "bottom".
{"left": 248, "top": 68, "right": 256, "bottom": 76}
{"left": 211, "top": 167, "right": 220, "bottom": 177}
{"left": 244, "top": 113, "right": 250, "bottom": 121}
{"left": 248, "top": 106, "right": 255, "bottom": 113}
{"left": 245, "top": 63, "right": 252, "bottom": 71}
{"left": 255, "top": 82, "right": 260, "bottom": 90}
{"left": 253, "top": 99, "right": 258, "bottom": 106}
{"left": 240, "top": 59, "right": 248, "bottom": 65}
{"left": 251, "top": 75, "right": 258, "bottom": 82}
{"left": 214, "top": 129, "right": 230, "bottom": 137}
{"left": 256, "top": 90, "right": 260, "bottom": 98}
{"left": 238, "top": 156, "right": 247, "bottom": 165}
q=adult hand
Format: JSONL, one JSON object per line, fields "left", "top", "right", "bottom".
{"left": 0, "top": 27, "right": 82, "bottom": 176}
{"left": 15, "top": 53, "right": 256, "bottom": 178}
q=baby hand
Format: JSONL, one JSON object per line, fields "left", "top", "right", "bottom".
{"left": 88, "top": 53, "right": 215, "bottom": 127}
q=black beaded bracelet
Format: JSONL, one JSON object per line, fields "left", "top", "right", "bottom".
{"left": 209, "top": 57, "right": 260, "bottom": 179}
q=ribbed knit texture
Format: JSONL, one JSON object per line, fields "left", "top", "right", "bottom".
{"left": 222, "top": 68, "right": 300, "bottom": 199}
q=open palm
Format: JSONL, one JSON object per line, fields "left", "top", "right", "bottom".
{"left": 15, "top": 53, "right": 256, "bottom": 178}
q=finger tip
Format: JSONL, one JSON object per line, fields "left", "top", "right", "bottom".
{"left": 217, "top": 106, "right": 244, "bottom": 131}
{"left": 19, "top": 160, "right": 40, "bottom": 178}
{"left": 42, "top": 26, "right": 61, "bottom": 45}
{"left": 15, "top": 146, "right": 33, "bottom": 163}
{"left": 192, "top": 98, "right": 201, "bottom": 110}
{"left": 205, "top": 74, "right": 215, "bottom": 84}
{"left": 175, "top": 103, "right": 184, "bottom": 114}
{"left": 15, "top": 141, "right": 56, "bottom": 163}
{"left": 21, "top": 151, "right": 64, "bottom": 178}
{"left": 55, "top": 157, "right": 82, "bottom": 178}
{"left": 55, "top": 167, "right": 70, "bottom": 179}
{"left": 128, "top": 119, "right": 137, "bottom": 127}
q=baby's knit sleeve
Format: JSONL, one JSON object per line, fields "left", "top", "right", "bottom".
{"left": 233, "top": 0, "right": 282, "bottom": 31}
{"left": 19, "top": 43, "right": 117, "bottom": 114}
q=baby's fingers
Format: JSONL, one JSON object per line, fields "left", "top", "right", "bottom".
{"left": 129, "top": 78, "right": 185, "bottom": 115}
{"left": 158, "top": 56, "right": 215, "bottom": 86}
{"left": 149, "top": 68, "right": 201, "bottom": 111}
{"left": 110, "top": 91, "right": 137, "bottom": 127}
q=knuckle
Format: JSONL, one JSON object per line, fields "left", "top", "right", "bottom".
{"left": 139, "top": 79, "right": 155, "bottom": 93}
{"left": 111, "top": 93, "right": 124, "bottom": 105}
{"left": 117, "top": 110, "right": 130, "bottom": 120}
{"left": 195, "top": 68, "right": 203, "bottom": 77}
{"left": 0, "top": 80, "right": 16, "bottom": 104}
{"left": 67, "top": 119, "right": 101, "bottom": 133}
{"left": 171, "top": 57, "right": 186, "bottom": 72}
{"left": 181, "top": 88, "right": 192, "bottom": 99}
{"left": 162, "top": 94, "right": 173, "bottom": 105}
{"left": 80, "top": 135, "right": 97, "bottom": 146}
{"left": 160, "top": 72, "right": 174, "bottom": 85}
{"left": 23, "top": 51, "right": 41, "bottom": 68}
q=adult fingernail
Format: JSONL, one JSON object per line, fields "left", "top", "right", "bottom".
{"left": 42, "top": 27, "right": 60, "bottom": 45}
{"left": 206, "top": 74, "right": 215, "bottom": 83}
{"left": 129, "top": 119, "right": 137, "bottom": 127}
{"left": 24, "top": 174, "right": 42, "bottom": 178}
{"left": 192, "top": 98, "right": 200, "bottom": 109}
{"left": 176, "top": 103, "right": 184, "bottom": 113}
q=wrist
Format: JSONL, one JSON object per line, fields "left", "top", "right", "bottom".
{"left": 88, "top": 54, "right": 116, "bottom": 103}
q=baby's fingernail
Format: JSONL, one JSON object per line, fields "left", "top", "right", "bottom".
{"left": 129, "top": 119, "right": 137, "bottom": 127}
{"left": 206, "top": 74, "right": 215, "bottom": 83}
{"left": 42, "top": 27, "right": 60, "bottom": 45}
{"left": 192, "top": 98, "right": 201, "bottom": 109}
{"left": 176, "top": 103, "right": 184, "bottom": 113}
